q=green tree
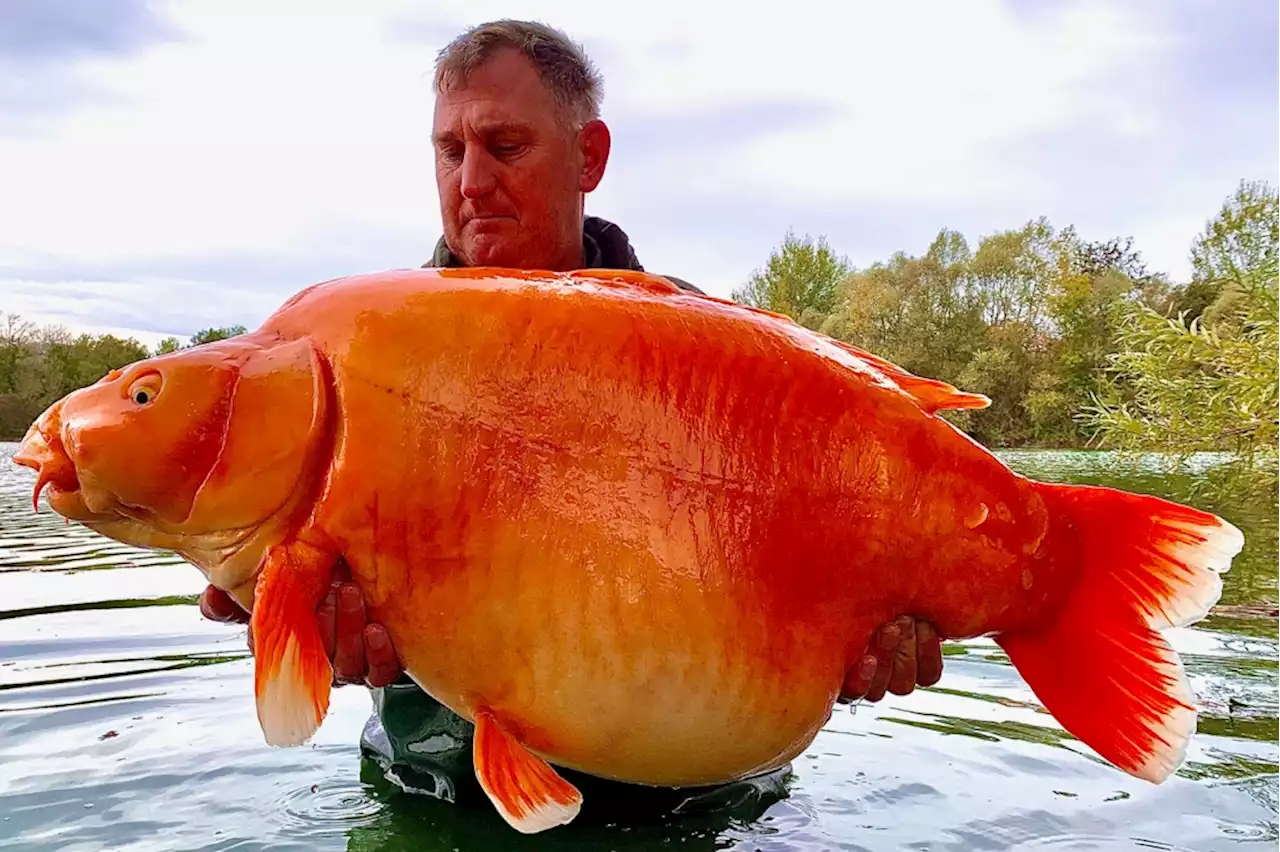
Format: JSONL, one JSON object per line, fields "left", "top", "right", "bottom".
{"left": 969, "top": 217, "right": 1057, "bottom": 330}
{"left": 0, "top": 316, "right": 255, "bottom": 439}
{"left": 190, "top": 325, "right": 247, "bottom": 347}
{"left": 732, "top": 231, "right": 851, "bottom": 329}
{"left": 1168, "top": 180, "right": 1279, "bottom": 325}
{"left": 0, "top": 313, "right": 37, "bottom": 395}
{"left": 1191, "top": 179, "right": 1278, "bottom": 291}
{"left": 1082, "top": 181, "right": 1279, "bottom": 498}
{"left": 1035, "top": 229, "right": 1173, "bottom": 444}
{"left": 41, "top": 334, "right": 151, "bottom": 401}
{"left": 820, "top": 230, "right": 985, "bottom": 382}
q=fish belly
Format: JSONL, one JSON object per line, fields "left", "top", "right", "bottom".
{"left": 363, "top": 534, "right": 856, "bottom": 786}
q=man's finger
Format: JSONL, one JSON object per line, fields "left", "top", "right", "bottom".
{"left": 316, "top": 582, "right": 339, "bottom": 662}
{"left": 198, "top": 585, "right": 249, "bottom": 624}
{"left": 864, "top": 622, "right": 898, "bottom": 702}
{"left": 332, "top": 582, "right": 367, "bottom": 684}
{"left": 364, "top": 624, "right": 401, "bottom": 688}
{"left": 838, "top": 652, "right": 878, "bottom": 703}
{"left": 887, "top": 615, "right": 918, "bottom": 696}
{"left": 916, "top": 620, "right": 944, "bottom": 687}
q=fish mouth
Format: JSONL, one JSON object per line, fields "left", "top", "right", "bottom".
{"left": 13, "top": 416, "right": 102, "bottom": 521}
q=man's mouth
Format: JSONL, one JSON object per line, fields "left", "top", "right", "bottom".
{"left": 466, "top": 212, "right": 515, "bottom": 225}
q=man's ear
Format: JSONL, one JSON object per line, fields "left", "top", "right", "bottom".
{"left": 578, "top": 118, "right": 611, "bottom": 193}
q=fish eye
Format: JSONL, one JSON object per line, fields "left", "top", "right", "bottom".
{"left": 126, "top": 373, "right": 162, "bottom": 406}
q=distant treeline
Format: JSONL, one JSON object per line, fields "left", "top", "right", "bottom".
{"left": 3, "top": 181, "right": 1276, "bottom": 497}
{"left": 0, "top": 324, "right": 244, "bottom": 440}
{"left": 731, "top": 178, "right": 1277, "bottom": 496}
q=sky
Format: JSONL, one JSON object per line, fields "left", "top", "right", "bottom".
{"left": 1, "top": 0, "right": 1276, "bottom": 349}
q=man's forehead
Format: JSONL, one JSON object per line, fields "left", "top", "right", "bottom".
{"left": 432, "top": 49, "right": 559, "bottom": 133}
{"left": 432, "top": 108, "right": 537, "bottom": 138}
{"left": 431, "top": 90, "right": 565, "bottom": 144}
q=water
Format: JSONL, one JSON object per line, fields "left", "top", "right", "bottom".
{"left": 0, "top": 443, "right": 1275, "bottom": 851}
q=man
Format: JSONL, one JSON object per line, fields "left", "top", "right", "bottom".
{"left": 199, "top": 18, "right": 944, "bottom": 820}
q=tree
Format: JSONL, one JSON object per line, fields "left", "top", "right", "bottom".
{"left": 190, "top": 325, "right": 247, "bottom": 347}
{"left": 969, "top": 217, "right": 1057, "bottom": 330}
{"left": 1191, "top": 179, "right": 1278, "bottom": 291}
{"left": 1082, "top": 181, "right": 1279, "bottom": 498}
{"left": 41, "top": 334, "right": 150, "bottom": 401}
{"left": 0, "top": 313, "right": 37, "bottom": 395}
{"left": 1166, "top": 180, "right": 1280, "bottom": 325}
{"left": 1034, "top": 228, "right": 1173, "bottom": 443}
{"left": 0, "top": 314, "right": 255, "bottom": 439}
{"left": 732, "top": 231, "right": 851, "bottom": 329}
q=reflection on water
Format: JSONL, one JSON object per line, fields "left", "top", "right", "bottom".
{"left": 0, "top": 443, "right": 1275, "bottom": 851}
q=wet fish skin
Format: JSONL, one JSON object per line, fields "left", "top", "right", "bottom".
{"left": 13, "top": 267, "right": 1245, "bottom": 834}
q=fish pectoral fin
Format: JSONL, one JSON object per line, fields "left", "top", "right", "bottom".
{"left": 473, "top": 709, "right": 582, "bottom": 834}
{"left": 250, "top": 540, "right": 335, "bottom": 748}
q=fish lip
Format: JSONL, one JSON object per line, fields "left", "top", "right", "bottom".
{"left": 12, "top": 420, "right": 48, "bottom": 473}
{"left": 14, "top": 419, "right": 85, "bottom": 514}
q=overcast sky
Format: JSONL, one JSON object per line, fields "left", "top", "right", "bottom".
{"left": 1, "top": 0, "right": 1276, "bottom": 349}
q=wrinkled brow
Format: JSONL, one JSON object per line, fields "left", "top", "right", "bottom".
{"left": 433, "top": 121, "right": 533, "bottom": 146}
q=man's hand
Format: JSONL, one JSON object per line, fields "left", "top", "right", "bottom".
{"left": 197, "top": 575, "right": 402, "bottom": 689}
{"left": 314, "top": 580, "right": 402, "bottom": 688}
{"left": 838, "top": 615, "right": 943, "bottom": 703}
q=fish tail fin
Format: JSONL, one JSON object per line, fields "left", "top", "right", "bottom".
{"left": 250, "top": 543, "right": 334, "bottom": 747}
{"left": 996, "top": 482, "right": 1243, "bottom": 783}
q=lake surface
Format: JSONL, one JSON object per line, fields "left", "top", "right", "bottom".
{"left": 0, "top": 443, "right": 1275, "bottom": 851}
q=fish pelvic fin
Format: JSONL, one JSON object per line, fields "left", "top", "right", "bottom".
{"left": 473, "top": 709, "right": 583, "bottom": 834}
{"left": 250, "top": 540, "right": 335, "bottom": 747}
{"left": 997, "top": 483, "right": 1244, "bottom": 784}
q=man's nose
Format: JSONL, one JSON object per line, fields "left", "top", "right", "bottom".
{"left": 459, "top": 147, "right": 497, "bottom": 199}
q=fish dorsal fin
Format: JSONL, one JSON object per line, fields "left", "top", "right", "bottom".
{"left": 569, "top": 268, "right": 686, "bottom": 296}
{"left": 565, "top": 268, "right": 991, "bottom": 416}
{"left": 828, "top": 339, "right": 991, "bottom": 414}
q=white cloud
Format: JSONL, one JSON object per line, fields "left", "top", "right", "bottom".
{"left": 0, "top": 0, "right": 1274, "bottom": 346}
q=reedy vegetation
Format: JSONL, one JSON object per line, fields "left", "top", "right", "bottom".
{"left": 2, "top": 182, "right": 1275, "bottom": 498}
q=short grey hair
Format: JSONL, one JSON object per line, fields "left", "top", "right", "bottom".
{"left": 434, "top": 19, "right": 604, "bottom": 127}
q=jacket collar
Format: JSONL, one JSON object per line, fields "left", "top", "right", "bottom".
{"left": 425, "top": 215, "right": 646, "bottom": 272}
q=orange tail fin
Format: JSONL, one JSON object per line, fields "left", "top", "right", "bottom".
{"left": 997, "top": 483, "right": 1244, "bottom": 783}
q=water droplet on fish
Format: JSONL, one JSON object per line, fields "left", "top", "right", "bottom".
{"left": 1021, "top": 568, "right": 1034, "bottom": 590}
{"left": 965, "top": 503, "right": 989, "bottom": 529}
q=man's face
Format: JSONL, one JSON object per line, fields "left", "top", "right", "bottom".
{"left": 432, "top": 48, "right": 609, "bottom": 271}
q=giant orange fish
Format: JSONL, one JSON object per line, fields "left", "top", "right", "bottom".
{"left": 13, "top": 268, "right": 1243, "bottom": 834}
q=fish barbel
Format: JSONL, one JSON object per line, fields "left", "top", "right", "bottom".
{"left": 13, "top": 267, "right": 1244, "bottom": 834}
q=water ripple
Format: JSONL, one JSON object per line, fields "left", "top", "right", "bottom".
{"left": 277, "top": 779, "right": 388, "bottom": 829}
